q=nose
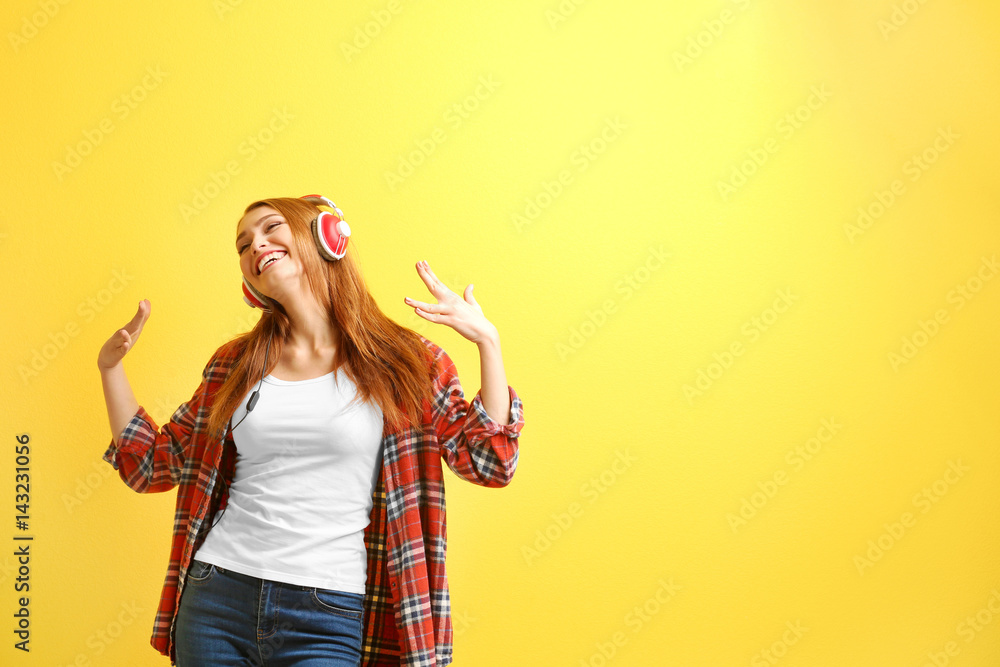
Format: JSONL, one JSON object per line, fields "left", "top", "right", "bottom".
{"left": 251, "top": 238, "right": 269, "bottom": 259}
{"left": 244, "top": 239, "right": 263, "bottom": 271}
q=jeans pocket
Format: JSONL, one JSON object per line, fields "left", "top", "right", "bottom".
{"left": 310, "top": 588, "right": 364, "bottom": 620}
{"left": 187, "top": 559, "right": 216, "bottom": 584}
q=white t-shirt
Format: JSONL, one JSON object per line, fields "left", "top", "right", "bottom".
{"left": 193, "top": 368, "right": 384, "bottom": 594}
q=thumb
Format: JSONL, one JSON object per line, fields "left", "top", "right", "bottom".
{"left": 464, "top": 284, "right": 477, "bottom": 304}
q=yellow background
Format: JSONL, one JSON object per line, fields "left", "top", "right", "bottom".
{"left": 2, "top": 0, "right": 999, "bottom": 664}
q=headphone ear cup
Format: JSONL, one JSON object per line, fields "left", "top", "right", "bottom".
{"left": 312, "top": 210, "right": 351, "bottom": 261}
{"left": 242, "top": 276, "right": 271, "bottom": 310}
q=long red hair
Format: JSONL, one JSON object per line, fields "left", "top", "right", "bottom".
{"left": 206, "top": 196, "right": 435, "bottom": 439}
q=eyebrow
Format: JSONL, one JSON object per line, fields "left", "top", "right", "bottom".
{"left": 236, "top": 214, "right": 280, "bottom": 248}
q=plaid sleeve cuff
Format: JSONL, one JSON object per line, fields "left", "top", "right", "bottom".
{"left": 101, "top": 405, "right": 154, "bottom": 470}
{"left": 467, "top": 386, "right": 524, "bottom": 439}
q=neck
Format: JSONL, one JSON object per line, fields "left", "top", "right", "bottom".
{"left": 277, "top": 293, "right": 339, "bottom": 355}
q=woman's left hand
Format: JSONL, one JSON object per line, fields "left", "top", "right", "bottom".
{"left": 404, "top": 260, "right": 498, "bottom": 344}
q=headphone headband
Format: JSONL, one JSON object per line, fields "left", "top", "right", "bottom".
{"left": 301, "top": 194, "right": 339, "bottom": 212}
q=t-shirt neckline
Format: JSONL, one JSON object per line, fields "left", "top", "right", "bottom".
{"left": 262, "top": 371, "right": 336, "bottom": 386}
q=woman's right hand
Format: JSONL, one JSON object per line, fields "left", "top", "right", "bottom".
{"left": 98, "top": 299, "right": 150, "bottom": 371}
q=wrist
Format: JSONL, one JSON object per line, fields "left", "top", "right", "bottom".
{"left": 475, "top": 327, "right": 500, "bottom": 348}
{"left": 99, "top": 361, "right": 122, "bottom": 374}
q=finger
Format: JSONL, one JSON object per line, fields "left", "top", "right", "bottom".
{"left": 125, "top": 300, "right": 149, "bottom": 335}
{"left": 414, "top": 307, "right": 438, "bottom": 322}
{"left": 463, "top": 284, "right": 477, "bottom": 304}
{"left": 135, "top": 300, "right": 151, "bottom": 334}
{"left": 404, "top": 296, "right": 440, "bottom": 312}
{"left": 421, "top": 261, "right": 439, "bottom": 281}
{"left": 417, "top": 261, "right": 452, "bottom": 295}
{"left": 416, "top": 261, "right": 438, "bottom": 292}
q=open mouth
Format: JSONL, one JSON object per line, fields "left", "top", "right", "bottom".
{"left": 257, "top": 251, "right": 286, "bottom": 275}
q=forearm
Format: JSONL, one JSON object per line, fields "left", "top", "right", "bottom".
{"left": 477, "top": 331, "right": 511, "bottom": 424}
{"left": 100, "top": 363, "right": 140, "bottom": 444}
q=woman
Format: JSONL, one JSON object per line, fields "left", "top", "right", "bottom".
{"left": 97, "top": 195, "right": 524, "bottom": 666}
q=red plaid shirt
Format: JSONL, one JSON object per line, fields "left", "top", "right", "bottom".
{"left": 102, "top": 334, "right": 524, "bottom": 666}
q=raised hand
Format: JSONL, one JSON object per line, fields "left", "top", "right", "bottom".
{"left": 98, "top": 299, "right": 151, "bottom": 370}
{"left": 404, "top": 261, "right": 498, "bottom": 345}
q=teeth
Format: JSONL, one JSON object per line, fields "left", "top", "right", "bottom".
{"left": 258, "top": 252, "right": 285, "bottom": 274}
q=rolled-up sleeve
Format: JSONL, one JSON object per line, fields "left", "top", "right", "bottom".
{"left": 432, "top": 350, "right": 524, "bottom": 487}
{"left": 102, "top": 366, "right": 209, "bottom": 494}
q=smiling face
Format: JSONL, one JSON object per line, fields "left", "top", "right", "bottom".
{"left": 236, "top": 205, "right": 302, "bottom": 300}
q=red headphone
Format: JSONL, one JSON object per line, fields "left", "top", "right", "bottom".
{"left": 241, "top": 194, "right": 351, "bottom": 310}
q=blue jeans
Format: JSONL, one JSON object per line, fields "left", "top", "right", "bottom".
{"left": 175, "top": 559, "right": 365, "bottom": 666}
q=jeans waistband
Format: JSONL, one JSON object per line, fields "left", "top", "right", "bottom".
{"left": 196, "top": 560, "right": 352, "bottom": 594}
